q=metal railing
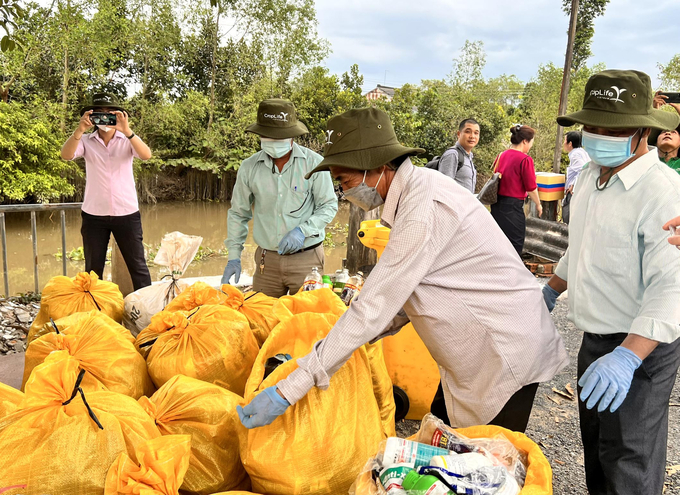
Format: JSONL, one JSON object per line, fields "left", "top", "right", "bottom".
{"left": 0, "top": 203, "right": 83, "bottom": 296}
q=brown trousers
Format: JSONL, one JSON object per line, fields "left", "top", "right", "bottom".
{"left": 252, "top": 245, "right": 325, "bottom": 298}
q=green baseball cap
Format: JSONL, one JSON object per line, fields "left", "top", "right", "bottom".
{"left": 557, "top": 70, "right": 680, "bottom": 131}
{"left": 246, "top": 98, "right": 309, "bottom": 139}
{"left": 305, "top": 107, "right": 424, "bottom": 179}
{"left": 79, "top": 93, "right": 127, "bottom": 115}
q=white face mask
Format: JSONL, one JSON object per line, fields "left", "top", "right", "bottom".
{"left": 98, "top": 125, "right": 111, "bottom": 133}
{"left": 261, "top": 138, "right": 293, "bottom": 159}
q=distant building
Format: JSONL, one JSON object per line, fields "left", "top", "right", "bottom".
{"left": 364, "top": 85, "right": 397, "bottom": 102}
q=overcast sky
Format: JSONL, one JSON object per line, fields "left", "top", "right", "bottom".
{"left": 314, "top": 0, "right": 680, "bottom": 92}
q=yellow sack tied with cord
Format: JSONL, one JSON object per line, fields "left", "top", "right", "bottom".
{"left": 163, "top": 281, "right": 227, "bottom": 313}
{"left": 0, "top": 382, "right": 23, "bottom": 419}
{"left": 28, "top": 271, "right": 124, "bottom": 343}
{"left": 221, "top": 284, "right": 279, "bottom": 347}
{"left": 139, "top": 375, "right": 251, "bottom": 495}
{"left": 105, "top": 435, "right": 192, "bottom": 495}
{"left": 0, "top": 351, "right": 160, "bottom": 494}
{"left": 136, "top": 306, "right": 258, "bottom": 394}
{"left": 30, "top": 310, "right": 134, "bottom": 345}
{"left": 22, "top": 311, "right": 154, "bottom": 398}
{"left": 241, "top": 313, "right": 389, "bottom": 495}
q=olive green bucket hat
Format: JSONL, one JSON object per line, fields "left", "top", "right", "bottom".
{"left": 246, "top": 98, "right": 309, "bottom": 139}
{"left": 557, "top": 70, "right": 680, "bottom": 131}
{"left": 305, "top": 107, "right": 425, "bottom": 179}
{"left": 79, "top": 93, "right": 127, "bottom": 115}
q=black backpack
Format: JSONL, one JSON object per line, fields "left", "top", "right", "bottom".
{"left": 425, "top": 145, "right": 466, "bottom": 173}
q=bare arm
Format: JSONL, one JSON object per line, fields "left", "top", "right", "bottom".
{"left": 527, "top": 188, "right": 543, "bottom": 217}
{"left": 547, "top": 274, "right": 568, "bottom": 294}
{"left": 61, "top": 110, "right": 92, "bottom": 160}
{"left": 114, "top": 111, "right": 152, "bottom": 160}
{"left": 621, "top": 334, "right": 659, "bottom": 361}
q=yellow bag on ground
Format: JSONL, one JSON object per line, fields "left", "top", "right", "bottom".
{"left": 22, "top": 311, "right": 154, "bottom": 398}
{"left": 240, "top": 313, "right": 387, "bottom": 495}
{"left": 30, "top": 310, "right": 134, "bottom": 345}
{"left": 105, "top": 435, "right": 192, "bottom": 495}
{"left": 163, "top": 281, "right": 227, "bottom": 313}
{"left": 139, "top": 375, "right": 251, "bottom": 495}
{"left": 364, "top": 341, "right": 396, "bottom": 438}
{"left": 221, "top": 284, "right": 279, "bottom": 346}
{"left": 0, "top": 382, "right": 23, "bottom": 418}
{"left": 0, "top": 352, "right": 160, "bottom": 494}
{"left": 28, "top": 271, "right": 124, "bottom": 343}
{"left": 137, "top": 306, "right": 258, "bottom": 394}
{"left": 272, "top": 287, "right": 347, "bottom": 321}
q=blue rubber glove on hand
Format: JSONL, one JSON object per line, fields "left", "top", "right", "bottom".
{"left": 542, "top": 284, "right": 560, "bottom": 313}
{"left": 278, "top": 227, "right": 305, "bottom": 255}
{"left": 237, "top": 386, "right": 290, "bottom": 429}
{"left": 221, "top": 259, "right": 241, "bottom": 285}
{"left": 579, "top": 346, "right": 642, "bottom": 413}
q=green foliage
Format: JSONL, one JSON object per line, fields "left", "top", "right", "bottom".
{"left": 0, "top": 101, "right": 81, "bottom": 201}
{"left": 563, "top": 0, "right": 610, "bottom": 72}
{"left": 659, "top": 54, "right": 680, "bottom": 91}
{"left": 0, "top": 0, "right": 24, "bottom": 52}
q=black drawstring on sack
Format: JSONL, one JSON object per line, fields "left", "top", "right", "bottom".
{"left": 62, "top": 369, "right": 104, "bottom": 430}
{"left": 50, "top": 317, "right": 60, "bottom": 334}
{"left": 84, "top": 291, "right": 101, "bottom": 311}
{"left": 138, "top": 324, "right": 176, "bottom": 349}
{"left": 161, "top": 275, "right": 182, "bottom": 307}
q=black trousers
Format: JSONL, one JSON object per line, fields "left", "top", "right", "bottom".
{"left": 562, "top": 191, "right": 572, "bottom": 224}
{"left": 81, "top": 211, "right": 152, "bottom": 291}
{"left": 490, "top": 195, "right": 526, "bottom": 257}
{"left": 578, "top": 332, "right": 680, "bottom": 495}
{"left": 430, "top": 382, "right": 539, "bottom": 433}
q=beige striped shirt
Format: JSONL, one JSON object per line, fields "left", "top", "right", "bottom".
{"left": 278, "top": 159, "right": 569, "bottom": 427}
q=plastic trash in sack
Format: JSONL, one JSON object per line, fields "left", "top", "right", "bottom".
{"left": 104, "top": 434, "right": 192, "bottom": 495}
{"left": 0, "top": 351, "right": 161, "bottom": 494}
{"left": 221, "top": 284, "right": 279, "bottom": 347}
{"left": 163, "top": 281, "right": 229, "bottom": 313}
{"left": 139, "top": 375, "right": 251, "bottom": 495}
{"left": 414, "top": 464, "right": 520, "bottom": 495}
{"left": 22, "top": 311, "right": 154, "bottom": 399}
{"left": 27, "top": 271, "right": 124, "bottom": 344}
{"left": 30, "top": 310, "right": 135, "bottom": 345}
{"left": 240, "top": 312, "right": 389, "bottom": 495}
{"left": 136, "top": 306, "right": 258, "bottom": 395}
{"left": 124, "top": 232, "right": 203, "bottom": 336}
{"left": 0, "top": 382, "right": 23, "bottom": 419}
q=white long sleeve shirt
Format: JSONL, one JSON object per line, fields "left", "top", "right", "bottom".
{"left": 278, "top": 159, "right": 569, "bottom": 427}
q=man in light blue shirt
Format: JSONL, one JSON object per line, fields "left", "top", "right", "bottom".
{"left": 221, "top": 99, "right": 338, "bottom": 297}
{"left": 543, "top": 70, "right": 680, "bottom": 494}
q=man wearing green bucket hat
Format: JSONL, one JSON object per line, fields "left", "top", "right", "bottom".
{"left": 542, "top": 70, "right": 680, "bottom": 494}
{"left": 238, "top": 107, "right": 569, "bottom": 435}
{"left": 222, "top": 99, "right": 337, "bottom": 296}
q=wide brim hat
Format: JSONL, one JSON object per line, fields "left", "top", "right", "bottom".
{"left": 557, "top": 70, "right": 680, "bottom": 131}
{"left": 649, "top": 120, "right": 680, "bottom": 146}
{"left": 246, "top": 98, "right": 309, "bottom": 139}
{"left": 305, "top": 107, "right": 425, "bottom": 179}
{"left": 80, "top": 92, "right": 126, "bottom": 115}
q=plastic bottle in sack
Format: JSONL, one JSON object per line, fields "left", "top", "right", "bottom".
{"left": 401, "top": 470, "right": 452, "bottom": 495}
{"left": 340, "top": 271, "right": 364, "bottom": 306}
{"left": 378, "top": 464, "right": 412, "bottom": 495}
{"left": 417, "top": 465, "right": 517, "bottom": 495}
{"left": 303, "top": 267, "right": 323, "bottom": 291}
{"left": 430, "top": 453, "right": 493, "bottom": 473}
{"left": 322, "top": 275, "right": 333, "bottom": 290}
{"left": 427, "top": 424, "right": 483, "bottom": 455}
{"left": 333, "top": 268, "right": 349, "bottom": 294}
{"left": 382, "top": 438, "right": 451, "bottom": 469}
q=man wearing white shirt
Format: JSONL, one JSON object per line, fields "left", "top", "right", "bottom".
{"left": 562, "top": 131, "right": 590, "bottom": 224}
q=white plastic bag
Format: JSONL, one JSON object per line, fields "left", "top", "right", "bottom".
{"left": 123, "top": 232, "right": 202, "bottom": 335}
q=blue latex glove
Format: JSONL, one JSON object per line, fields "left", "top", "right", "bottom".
{"left": 221, "top": 259, "right": 241, "bottom": 285}
{"left": 579, "top": 346, "right": 642, "bottom": 413}
{"left": 237, "top": 386, "right": 290, "bottom": 429}
{"left": 278, "top": 227, "right": 305, "bottom": 255}
{"left": 542, "top": 284, "right": 560, "bottom": 313}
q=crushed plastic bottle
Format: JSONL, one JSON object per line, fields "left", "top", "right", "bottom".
{"left": 340, "top": 271, "right": 364, "bottom": 306}
{"left": 333, "top": 268, "right": 349, "bottom": 294}
{"left": 303, "top": 267, "right": 323, "bottom": 291}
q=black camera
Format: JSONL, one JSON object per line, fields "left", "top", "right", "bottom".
{"left": 90, "top": 112, "right": 117, "bottom": 126}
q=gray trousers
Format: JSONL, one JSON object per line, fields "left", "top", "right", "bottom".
{"left": 578, "top": 332, "right": 680, "bottom": 495}
{"left": 252, "top": 245, "right": 325, "bottom": 298}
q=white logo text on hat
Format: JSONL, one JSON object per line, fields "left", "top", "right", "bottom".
{"left": 264, "top": 112, "right": 289, "bottom": 122}
{"left": 590, "top": 86, "right": 627, "bottom": 103}
{"left": 325, "top": 130, "right": 334, "bottom": 145}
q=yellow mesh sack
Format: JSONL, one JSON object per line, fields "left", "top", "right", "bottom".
{"left": 241, "top": 313, "right": 387, "bottom": 495}
{"left": 139, "top": 375, "right": 251, "bottom": 495}
{"left": 0, "top": 352, "right": 160, "bottom": 494}
{"left": 364, "top": 341, "right": 396, "bottom": 438}
{"left": 105, "top": 434, "right": 192, "bottom": 495}
{"left": 29, "top": 310, "right": 134, "bottom": 346}
{"left": 220, "top": 284, "right": 279, "bottom": 347}
{"left": 22, "top": 311, "right": 154, "bottom": 399}
{"left": 272, "top": 287, "right": 347, "bottom": 321}
{"left": 27, "top": 271, "right": 124, "bottom": 343}
{"left": 137, "top": 306, "right": 258, "bottom": 395}
{"left": 209, "top": 492, "right": 259, "bottom": 495}
{"left": 163, "top": 281, "right": 227, "bottom": 313}
{"left": 0, "top": 382, "right": 23, "bottom": 419}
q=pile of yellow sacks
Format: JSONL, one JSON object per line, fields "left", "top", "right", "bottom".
{"left": 0, "top": 273, "right": 396, "bottom": 495}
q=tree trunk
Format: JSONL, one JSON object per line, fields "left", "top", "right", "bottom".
{"left": 553, "top": 0, "right": 580, "bottom": 173}
{"left": 346, "top": 202, "right": 379, "bottom": 274}
{"left": 207, "top": 6, "right": 220, "bottom": 131}
{"left": 61, "top": 45, "right": 69, "bottom": 133}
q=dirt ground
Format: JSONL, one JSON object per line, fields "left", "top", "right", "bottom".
{"left": 396, "top": 296, "right": 680, "bottom": 494}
